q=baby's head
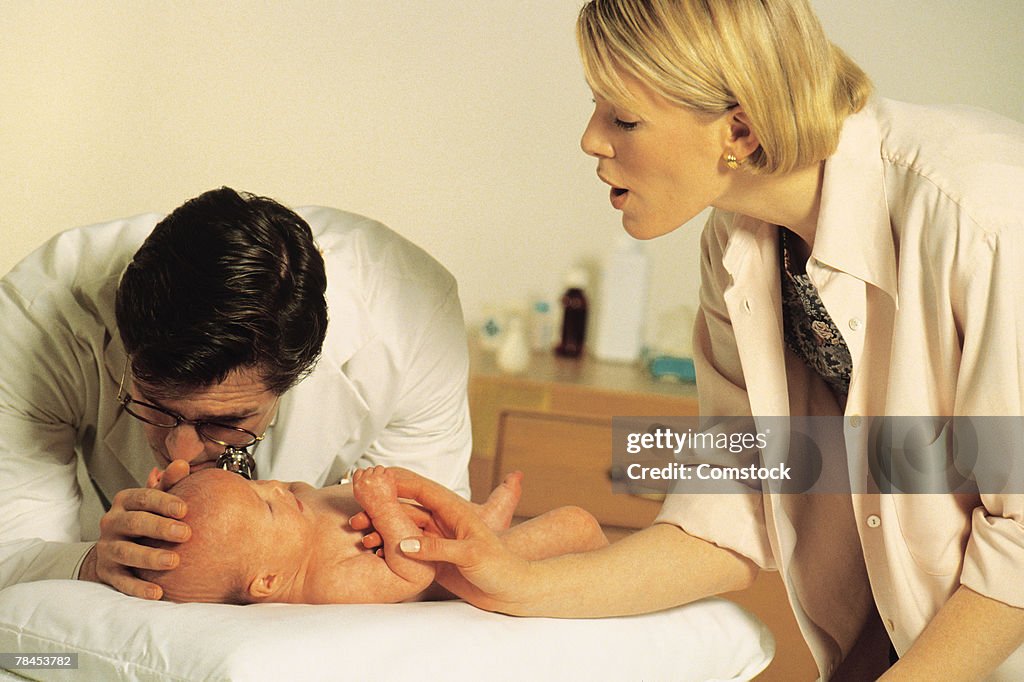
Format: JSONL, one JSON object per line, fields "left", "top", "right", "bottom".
{"left": 139, "top": 468, "right": 313, "bottom": 604}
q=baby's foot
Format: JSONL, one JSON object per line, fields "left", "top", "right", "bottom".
{"left": 476, "top": 471, "right": 523, "bottom": 531}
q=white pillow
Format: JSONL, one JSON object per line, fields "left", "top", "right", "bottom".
{"left": 0, "top": 580, "right": 773, "bottom": 681}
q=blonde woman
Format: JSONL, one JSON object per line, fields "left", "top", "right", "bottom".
{"left": 388, "top": 0, "right": 1024, "bottom": 678}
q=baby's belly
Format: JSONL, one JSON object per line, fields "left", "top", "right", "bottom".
{"left": 296, "top": 485, "right": 372, "bottom": 557}
{"left": 333, "top": 522, "right": 367, "bottom": 549}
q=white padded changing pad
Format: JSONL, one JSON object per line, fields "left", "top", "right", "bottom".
{"left": 0, "top": 580, "right": 773, "bottom": 681}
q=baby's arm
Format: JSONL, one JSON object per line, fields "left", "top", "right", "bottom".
{"left": 351, "top": 466, "right": 435, "bottom": 593}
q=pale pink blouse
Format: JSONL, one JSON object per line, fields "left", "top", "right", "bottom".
{"left": 657, "top": 98, "right": 1024, "bottom": 677}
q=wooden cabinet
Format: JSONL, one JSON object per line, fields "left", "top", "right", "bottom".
{"left": 467, "top": 343, "right": 697, "bottom": 520}
{"left": 467, "top": 343, "right": 817, "bottom": 682}
{"left": 495, "top": 410, "right": 662, "bottom": 527}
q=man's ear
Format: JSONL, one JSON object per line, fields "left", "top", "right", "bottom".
{"left": 248, "top": 571, "right": 281, "bottom": 601}
{"left": 723, "top": 106, "right": 761, "bottom": 161}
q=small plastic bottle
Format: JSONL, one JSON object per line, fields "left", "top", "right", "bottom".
{"left": 497, "top": 315, "right": 531, "bottom": 373}
{"left": 478, "top": 305, "right": 505, "bottom": 351}
{"left": 555, "top": 268, "right": 589, "bottom": 358}
{"left": 529, "top": 299, "right": 554, "bottom": 351}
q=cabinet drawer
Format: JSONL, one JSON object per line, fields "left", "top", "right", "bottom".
{"left": 494, "top": 410, "right": 661, "bottom": 529}
{"left": 548, "top": 384, "right": 699, "bottom": 419}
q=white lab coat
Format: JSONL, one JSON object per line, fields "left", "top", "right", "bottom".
{"left": 0, "top": 206, "right": 472, "bottom": 589}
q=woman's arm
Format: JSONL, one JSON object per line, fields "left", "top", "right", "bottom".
{"left": 393, "top": 470, "right": 758, "bottom": 618}
{"left": 881, "top": 586, "right": 1024, "bottom": 680}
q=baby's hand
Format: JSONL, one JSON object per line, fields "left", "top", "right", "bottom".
{"left": 352, "top": 466, "right": 399, "bottom": 517}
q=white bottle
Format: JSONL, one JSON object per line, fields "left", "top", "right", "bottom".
{"left": 592, "top": 235, "right": 650, "bottom": 363}
{"left": 496, "top": 315, "right": 531, "bottom": 373}
{"left": 529, "top": 299, "right": 554, "bottom": 351}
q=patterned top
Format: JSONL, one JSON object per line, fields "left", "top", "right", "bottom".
{"left": 778, "top": 228, "right": 852, "bottom": 406}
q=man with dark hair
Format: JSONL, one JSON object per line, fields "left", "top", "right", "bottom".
{"left": 116, "top": 188, "right": 329, "bottom": 396}
{"left": 0, "top": 188, "right": 472, "bottom": 599}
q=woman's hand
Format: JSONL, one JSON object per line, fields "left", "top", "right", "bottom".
{"left": 375, "top": 468, "right": 763, "bottom": 619}
{"left": 349, "top": 500, "right": 438, "bottom": 550}
{"left": 78, "top": 459, "right": 193, "bottom": 599}
{"left": 388, "top": 468, "right": 536, "bottom": 614}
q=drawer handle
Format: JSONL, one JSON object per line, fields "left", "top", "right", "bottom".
{"left": 608, "top": 464, "right": 629, "bottom": 482}
{"left": 607, "top": 466, "right": 666, "bottom": 503}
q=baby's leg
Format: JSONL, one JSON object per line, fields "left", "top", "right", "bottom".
{"left": 499, "top": 506, "right": 608, "bottom": 560}
{"left": 355, "top": 470, "right": 521, "bottom": 553}
{"left": 352, "top": 466, "right": 435, "bottom": 589}
{"left": 433, "top": 505, "right": 608, "bottom": 599}
{"left": 475, "top": 471, "right": 523, "bottom": 531}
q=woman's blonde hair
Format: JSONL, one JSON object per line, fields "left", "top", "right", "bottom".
{"left": 577, "top": 0, "right": 873, "bottom": 174}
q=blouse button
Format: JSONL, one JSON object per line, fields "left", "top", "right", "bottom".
{"left": 866, "top": 515, "right": 881, "bottom": 528}
{"left": 849, "top": 318, "right": 863, "bottom": 331}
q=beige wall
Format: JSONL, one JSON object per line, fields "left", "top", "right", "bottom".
{"left": 2, "top": 1, "right": 1022, "bottom": 347}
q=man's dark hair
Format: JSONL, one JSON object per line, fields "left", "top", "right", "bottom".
{"left": 115, "top": 187, "right": 328, "bottom": 396}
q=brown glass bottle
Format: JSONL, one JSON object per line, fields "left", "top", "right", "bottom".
{"left": 556, "top": 286, "right": 588, "bottom": 358}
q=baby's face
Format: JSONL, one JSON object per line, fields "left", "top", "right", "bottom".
{"left": 154, "top": 469, "right": 318, "bottom": 602}
{"left": 200, "top": 470, "right": 317, "bottom": 569}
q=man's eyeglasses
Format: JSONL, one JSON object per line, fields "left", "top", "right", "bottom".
{"left": 116, "top": 359, "right": 266, "bottom": 449}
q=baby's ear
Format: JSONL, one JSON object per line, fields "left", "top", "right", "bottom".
{"left": 247, "top": 572, "right": 282, "bottom": 601}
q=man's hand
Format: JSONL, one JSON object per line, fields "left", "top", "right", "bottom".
{"left": 145, "top": 459, "right": 190, "bottom": 492}
{"left": 78, "top": 460, "right": 192, "bottom": 599}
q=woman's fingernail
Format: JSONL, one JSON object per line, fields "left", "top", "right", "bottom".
{"left": 399, "top": 538, "right": 421, "bottom": 553}
{"left": 170, "top": 523, "right": 188, "bottom": 539}
{"left": 161, "top": 553, "right": 177, "bottom": 567}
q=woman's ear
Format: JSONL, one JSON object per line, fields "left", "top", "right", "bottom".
{"left": 724, "top": 106, "right": 761, "bottom": 161}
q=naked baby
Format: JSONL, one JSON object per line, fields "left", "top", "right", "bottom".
{"left": 140, "top": 466, "right": 607, "bottom": 604}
